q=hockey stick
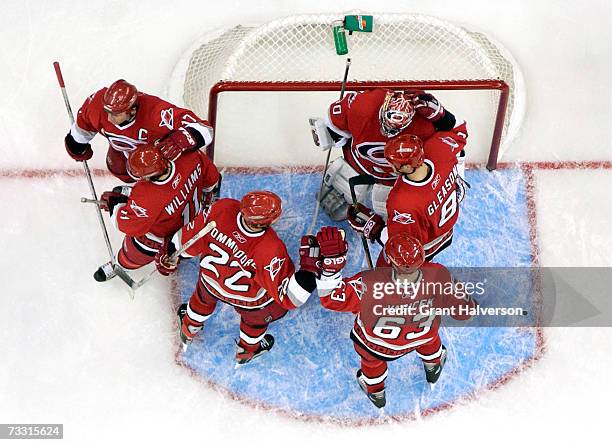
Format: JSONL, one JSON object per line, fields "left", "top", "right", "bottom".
{"left": 306, "top": 58, "right": 352, "bottom": 235}
{"left": 53, "top": 61, "right": 137, "bottom": 293}
{"left": 349, "top": 174, "right": 376, "bottom": 269}
{"left": 132, "top": 220, "right": 217, "bottom": 289}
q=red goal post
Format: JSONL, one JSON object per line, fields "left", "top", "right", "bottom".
{"left": 207, "top": 79, "right": 509, "bottom": 171}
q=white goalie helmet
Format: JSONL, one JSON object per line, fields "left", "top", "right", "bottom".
{"left": 379, "top": 90, "right": 417, "bottom": 137}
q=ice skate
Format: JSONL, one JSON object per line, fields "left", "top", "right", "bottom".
{"left": 93, "top": 261, "right": 117, "bottom": 282}
{"left": 234, "top": 334, "right": 274, "bottom": 368}
{"left": 356, "top": 370, "right": 386, "bottom": 409}
{"left": 176, "top": 304, "right": 192, "bottom": 352}
{"left": 424, "top": 345, "right": 447, "bottom": 389}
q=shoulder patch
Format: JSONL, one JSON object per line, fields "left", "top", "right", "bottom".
{"left": 264, "top": 256, "right": 285, "bottom": 281}
{"left": 392, "top": 209, "right": 415, "bottom": 225}
{"left": 160, "top": 107, "right": 174, "bottom": 130}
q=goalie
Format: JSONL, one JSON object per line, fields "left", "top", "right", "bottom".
{"left": 310, "top": 88, "right": 466, "bottom": 220}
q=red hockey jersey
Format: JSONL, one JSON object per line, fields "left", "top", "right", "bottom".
{"left": 326, "top": 88, "right": 438, "bottom": 185}
{"left": 111, "top": 150, "right": 219, "bottom": 239}
{"left": 176, "top": 199, "right": 311, "bottom": 311}
{"left": 319, "top": 264, "right": 474, "bottom": 360}
{"left": 383, "top": 122, "right": 468, "bottom": 259}
{"left": 70, "top": 88, "right": 213, "bottom": 154}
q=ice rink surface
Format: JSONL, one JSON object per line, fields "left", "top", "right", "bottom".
{"left": 1, "top": 0, "right": 611, "bottom": 443}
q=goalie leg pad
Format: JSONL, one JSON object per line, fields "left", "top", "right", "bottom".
{"left": 371, "top": 183, "right": 392, "bottom": 220}
{"left": 319, "top": 157, "right": 370, "bottom": 221}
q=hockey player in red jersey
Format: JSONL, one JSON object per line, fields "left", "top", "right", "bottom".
{"left": 347, "top": 120, "right": 469, "bottom": 263}
{"left": 310, "top": 88, "right": 465, "bottom": 220}
{"left": 314, "top": 227, "right": 475, "bottom": 408}
{"left": 94, "top": 143, "right": 220, "bottom": 281}
{"left": 162, "top": 191, "right": 319, "bottom": 365}
{"left": 64, "top": 79, "right": 214, "bottom": 182}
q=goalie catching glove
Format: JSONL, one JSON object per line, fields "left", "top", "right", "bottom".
{"left": 347, "top": 203, "right": 385, "bottom": 242}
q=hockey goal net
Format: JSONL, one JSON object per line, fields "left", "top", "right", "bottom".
{"left": 168, "top": 13, "right": 525, "bottom": 170}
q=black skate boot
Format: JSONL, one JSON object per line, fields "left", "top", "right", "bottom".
{"left": 235, "top": 334, "right": 275, "bottom": 366}
{"left": 176, "top": 304, "right": 197, "bottom": 352}
{"left": 424, "top": 345, "right": 447, "bottom": 388}
{"left": 356, "top": 370, "right": 386, "bottom": 409}
{"left": 93, "top": 261, "right": 117, "bottom": 282}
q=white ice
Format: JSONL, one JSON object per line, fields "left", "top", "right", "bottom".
{"left": 1, "top": 0, "right": 611, "bottom": 443}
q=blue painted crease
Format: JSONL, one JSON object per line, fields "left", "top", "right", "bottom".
{"left": 176, "top": 167, "right": 537, "bottom": 420}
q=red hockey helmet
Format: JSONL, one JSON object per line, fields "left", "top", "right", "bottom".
{"left": 240, "top": 191, "right": 282, "bottom": 227}
{"left": 385, "top": 232, "right": 425, "bottom": 274}
{"left": 127, "top": 144, "right": 169, "bottom": 179}
{"left": 384, "top": 134, "right": 424, "bottom": 171}
{"left": 379, "top": 90, "right": 416, "bottom": 137}
{"left": 103, "top": 79, "right": 138, "bottom": 114}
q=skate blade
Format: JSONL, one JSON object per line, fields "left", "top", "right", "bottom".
{"left": 234, "top": 349, "right": 269, "bottom": 369}
{"left": 378, "top": 407, "right": 385, "bottom": 416}
{"left": 429, "top": 382, "right": 436, "bottom": 390}
{"left": 181, "top": 343, "right": 188, "bottom": 353}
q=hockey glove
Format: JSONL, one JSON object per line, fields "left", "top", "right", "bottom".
{"left": 155, "top": 238, "right": 178, "bottom": 276}
{"left": 100, "top": 191, "right": 128, "bottom": 213}
{"left": 316, "top": 226, "right": 348, "bottom": 274}
{"left": 299, "top": 235, "right": 321, "bottom": 275}
{"left": 347, "top": 203, "right": 385, "bottom": 242}
{"left": 64, "top": 133, "right": 93, "bottom": 161}
{"left": 157, "top": 127, "right": 199, "bottom": 161}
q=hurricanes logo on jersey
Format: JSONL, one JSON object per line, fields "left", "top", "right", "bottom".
{"left": 392, "top": 210, "right": 415, "bottom": 225}
{"left": 264, "top": 257, "right": 285, "bottom": 281}
{"left": 160, "top": 108, "right": 174, "bottom": 130}
{"left": 103, "top": 130, "right": 145, "bottom": 152}
{"left": 130, "top": 200, "right": 148, "bottom": 218}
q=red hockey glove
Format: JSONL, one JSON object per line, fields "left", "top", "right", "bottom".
{"left": 299, "top": 235, "right": 320, "bottom": 275}
{"left": 414, "top": 93, "right": 445, "bottom": 122}
{"left": 155, "top": 239, "right": 178, "bottom": 276}
{"left": 316, "top": 226, "right": 348, "bottom": 274}
{"left": 99, "top": 191, "right": 128, "bottom": 213}
{"left": 347, "top": 203, "right": 385, "bottom": 241}
{"left": 157, "top": 127, "right": 198, "bottom": 161}
{"left": 64, "top": 133, "right": 93, "bottom": 161}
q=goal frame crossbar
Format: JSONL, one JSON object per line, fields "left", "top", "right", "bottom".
{"left": 207, "top": 79, "right": 509, "bottom": 171}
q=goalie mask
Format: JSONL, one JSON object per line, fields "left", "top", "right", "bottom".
{"left": 240, "top": 191, "right": 282, "bottom": 228}
{"left": 385, "top": 233, "right": 425, "bottom": 275}
{"left": 127, "top": 144, "right": 169, "bottom": 180}
{"left": 379, "top": 91, "right": 416, "bottom": 137}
